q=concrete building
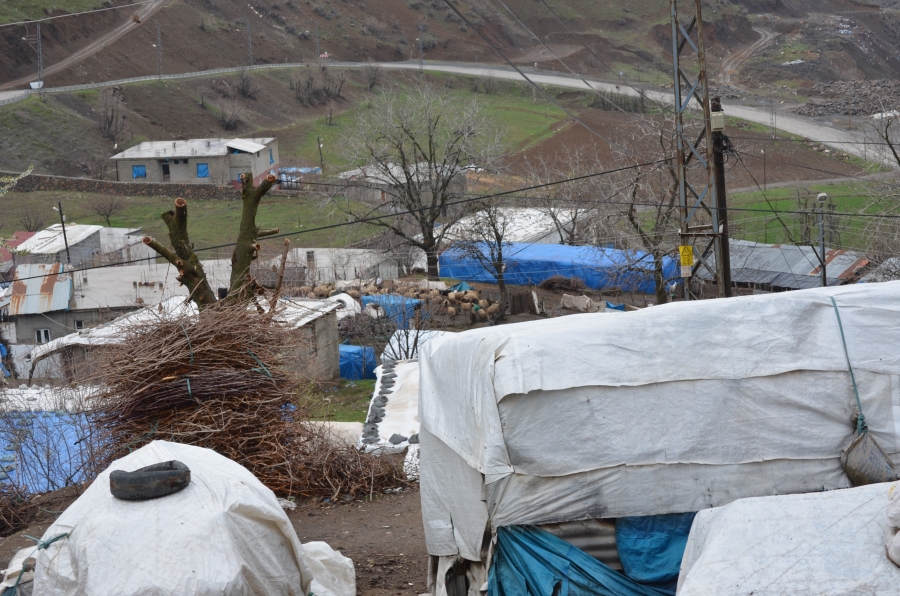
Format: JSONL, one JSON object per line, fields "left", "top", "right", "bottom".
{"left": 109, "top": 138, "right": 279, "bottom": 187}
{"left": 11, "top": 224, "right": 155, "bottom": 269}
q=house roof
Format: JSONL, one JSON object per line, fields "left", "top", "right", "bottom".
{"left": 5, "top": 263, "right": 73, "bottom": 315}
{"left": 109, "top": 138, "right": 275, "bottom": 160}
{"left": 449, "top": 207, "right": 572, "bottom": 244}
{"left": 0, "top": 231, "right": 35, "bottom": 270}
{"left": 697, "top": 239, "right": 869, "bottom": 290}
{"left": 15, "top": 224, "right": 102, "bottom": 255}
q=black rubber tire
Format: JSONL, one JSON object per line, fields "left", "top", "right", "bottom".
{"left": 110, "top": 460, "right": 191, "bottom": 501}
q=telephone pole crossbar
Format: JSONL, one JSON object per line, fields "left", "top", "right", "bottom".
{"left": 670, "top": 0, "right": 730, "bottom": 299}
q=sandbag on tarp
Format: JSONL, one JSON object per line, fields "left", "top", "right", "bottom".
{"left": 677, "top": 482, "right": 900, "bottom": 595}
{"left": 32, "top": 440, "right": 315, "bottom": 596}
{"left": 339, "top": 344, "right": 377, "bottom": 380}
{"left": 488, "top": 525, "right": 671, "bottom": 596}
{"left": 439, "top": 243, "right": 679, "bottom": 294}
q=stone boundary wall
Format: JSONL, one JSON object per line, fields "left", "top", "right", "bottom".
{"left": 4, "top": 172, "right": 238, "bottom": 200}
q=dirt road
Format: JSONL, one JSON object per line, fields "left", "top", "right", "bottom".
{"left": 720, "top": 28, "right": 775, "bottom": 85}
{"left": 0, "top": 0, "right": 169, "bottom": 91}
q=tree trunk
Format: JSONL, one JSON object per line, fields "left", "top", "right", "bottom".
{"left": 227, "top": 172, "right": 279, "bottom": 302}
{"left": 654, "top": 252, "right": 668, "bottom": 305}
{"left": 425, "top": 249, "right": 440, "bottom": 281}
{"left": 496, "top": 274, "right": 508, "bottom": 321}
{"left": 143, "top": 198, "right": 218, "bottom": 309}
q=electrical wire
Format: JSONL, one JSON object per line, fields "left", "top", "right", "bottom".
{"left": 0, "top": 1, "right": 160, "bottom": 28}
{"left": 439, "top": 0, "right": 627, "bottom": 153}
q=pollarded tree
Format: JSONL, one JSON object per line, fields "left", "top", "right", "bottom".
{"left": 336, "top": 84, "right": 506, "bottom": 280}
{"left": 142, "top": 172, "right": 280, "bottom": 309}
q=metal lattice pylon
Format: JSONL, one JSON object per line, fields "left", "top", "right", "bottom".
{"left": 670, "top": 0, "right": 726, "bottom": 299}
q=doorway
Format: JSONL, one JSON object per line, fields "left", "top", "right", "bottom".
{"left": 161, "top": 163, "right": 170, "bottom": 181}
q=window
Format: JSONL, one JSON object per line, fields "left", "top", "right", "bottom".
{"left": 74, "top": 320, "right": 84, "bottom": 330}
{"left": 131, "top": 165, "right": 147, "bottom": 179}
{"left": 196, "top": 163, "right": 210, "bottom": 178}
{"left": 269, "top": 148, "right": 274, "bottom": 165}
{"left": 35, "top": 329, "right": 50, "bottom": 344}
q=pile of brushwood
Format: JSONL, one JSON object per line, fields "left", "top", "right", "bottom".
{"left": 85, "top": 303, "right": 405, "bottom": 499}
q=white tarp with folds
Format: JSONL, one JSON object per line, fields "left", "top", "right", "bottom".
{"left": 33, "top": 440, "right": 316, "bottom": 596}
{"left": 418, "top": 282, "right": 900, "bottom": 560}
{"left": 677, "top": 482, "right": 900, "bottom": 595}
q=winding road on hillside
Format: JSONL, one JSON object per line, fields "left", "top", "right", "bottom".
{"left": 0, "top": 0, "right": 168, "bottom": 92}
{"left": 720, "top": 28, "right": 776, "bottom": 85}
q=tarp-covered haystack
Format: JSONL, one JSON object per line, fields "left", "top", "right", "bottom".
{"left": 83, "top": 304, "right": 402, "bottom": 498}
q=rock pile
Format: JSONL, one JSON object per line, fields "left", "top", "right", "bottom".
{"left": 796, "top": 80, "right": 900, "bottom": 116}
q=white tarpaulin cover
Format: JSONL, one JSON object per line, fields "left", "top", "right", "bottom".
{"left": 677, "top": 482, "right": 900, "bottom": 595}
{"left": 33, "top": 440, "right": 315, "bottom": 596}
{"left": 418, "top": 282, "right": 900, "bottom": 559}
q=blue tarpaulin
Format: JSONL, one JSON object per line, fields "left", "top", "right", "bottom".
{"left": 615, "top": 513, "right": 697, "bottom": 594}
{"left": 439, "top": 243, "right": 679, "bottom": 295}
{"left": 361, "top": 295, "right": 423, "bottom": 330}
{"left": 488, "top": 526, "right": 672, "bottom": 596}
{"left": 0, "top": 343, "right": 8, "bottom": 377}
{"left": 447, "top": 281, "right": 473, "bottom": 293}
{"left": 339, "top": 344, "right": 377, "bottom": 380}
{"left": 606, "top": 301, "right": 626, "bottom": 311}
{"left": 1, "top": 412, "right": 93, "bottom": 493}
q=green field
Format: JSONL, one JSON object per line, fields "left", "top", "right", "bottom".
{"left": 0, "top": 0, "right": 107, "bottom": 24}
{"left": 307, "top": 379, "right": 375, "bottom": 423}
{"left": 1, "top": 190, "right": 377, "bottom": 250}
{"left": 729, "top": 181, "right": 884, "bottom": 251}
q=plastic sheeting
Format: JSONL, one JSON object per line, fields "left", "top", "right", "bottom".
{"left": 361, "top": 295, "right": 422, "bottom": 329}
{"left": 418, "top": 282, "right": 900, "bottom": 561}
{"left": 438, "top": 243, "right": 679, "bottom": 294}
{"left": 678, "top": 482, "right": 900, "bottom": 595}
{"left": 339, "top": 344, "right": 377, "bottom": 380}
{"left": 488, "top": 525, "right": 671, "bottom": 596}
{"left": 615, "top": 513, "right": 696, "bottom": 593}
{"left": 33, "top": 440, "right": 314, "bottom": 596}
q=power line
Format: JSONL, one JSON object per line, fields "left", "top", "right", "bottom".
{"left": 439, "top": 0, "right": 627, "bottom": 152}
{"left": 0, "top": 1, "right": 159, "bottom": 28}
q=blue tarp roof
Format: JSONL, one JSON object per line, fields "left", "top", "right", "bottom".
{"left": 339, "top": 344, "right": 377, "bottom": 380}
{"left": 439, "top": 243, "right": 680, "bottom": 295}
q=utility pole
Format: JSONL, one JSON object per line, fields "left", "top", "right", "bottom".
{"left": 670, "top": 0, "right": 728, "bottom": 299}
{"left": 711, "top": 97, "right": 732, "bottom": 297}
{"left": 315, "top": 22, "right": 320, "bottom": 58}
{"left": 235, "top": 18, "right": 252, "bottom": 65}
{"left": 316, "top": 136, "right": 325, "bottom": 174}
{"left": 155, "top": 22, "right": 162, "bottom": 81}
{"left": 25, "top": 22, "right": 43, "bottom": 88}
{"left": 817, "top": 193, "right": 827, "bottom": 287}
{"left": 55, "top": 202, "right": 71, "bottom": 265}
{"left": 417, "top": 24, "right": 426, "bottom": 72}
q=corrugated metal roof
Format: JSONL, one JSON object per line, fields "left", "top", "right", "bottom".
{"left": 109, "top": 138, "right": 274, "bottom": 160}
{"left": 8, "top": 263, "right": 72, "bottom": 315}
{"left": 698, "top": 240, "right": 869, "bottom": 289}
{"left": 15, "top": 224, "right": 102, "bottom": 255}
{"left": 225, "top": 138, "right": 267, "bottom": 153}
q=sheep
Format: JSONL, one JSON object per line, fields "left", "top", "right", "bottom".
{"left": 298, "top": 286, "right": 312, "bottom": 296}
{"left": 478, "top": 299, "right": 489, "bottom": 309}
{"left": 314, "top": 285, "right": 331, "bottom": 297}
{"left": 447, "top": 292, "right": 459, "bottom": 303}
{"left": 460, "top": 302, "right": 473, "bottom": 312}
{"left": 464, "top": 291, "right": 480, "bottom": 302}
{"left": 446, "top": 306, "right": 457, "bottom": 318}
{"left": 487, "top": 303, "right": 500, "bottom": 315}
{"left": 347, "top": 289, "right": 361, "bottom": 300}
{"left": 476, "top": 308, "right": 489, "bottom": 320}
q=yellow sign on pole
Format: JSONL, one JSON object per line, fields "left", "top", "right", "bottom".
{"left": 679, "top": 245, "right": 693, "bottom": 278}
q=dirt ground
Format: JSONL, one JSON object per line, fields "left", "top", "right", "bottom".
{"left": 0, "top": 486, "right": 429, "bottom": 596}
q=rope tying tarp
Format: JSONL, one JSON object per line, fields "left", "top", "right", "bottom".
{"left": 830, "top": 296, "right": 866, "bottom": 435}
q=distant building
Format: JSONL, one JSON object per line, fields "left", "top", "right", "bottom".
{"left": 109, "top": 138, "right": 279, "bottom": 187}
{"left": 337, "top": 162, "right": 467, "bottom": 205}
{"left": 0, "top": 231, "right": 36, "bottom": 281}
{"left": 448, "top": 207, "right": 576, "bottom": 245}
{"left": 11, "top": 224, "right": 154, "bottom": 269}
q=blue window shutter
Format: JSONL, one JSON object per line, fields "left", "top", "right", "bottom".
{"left": 197, "top": 163, "right": 210, "bottom": 178}
{"left": 269, "top": 149, "right": 274, "bottom": 164}
{"left": 132, "top": 165, "right": 146, "bottom": 178}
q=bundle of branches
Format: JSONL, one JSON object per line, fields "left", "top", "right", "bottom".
{"left": 84, "top": 304, "right": 405, "bottom": 498}
{"left": 539, "top": 275, "right": 586, "bottom": 292}
{"left": 0, "top": 488, "right": 36, "bottom": 537}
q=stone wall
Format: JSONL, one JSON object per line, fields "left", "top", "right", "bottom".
{"left": 4, "top": 171, "right": 238, "bottom": 200}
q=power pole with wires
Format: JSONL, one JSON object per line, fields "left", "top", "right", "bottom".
{"left": 670, "top": 0, "right": 729, "bottom": 299}
{"left": 25, "top": 22, "right": 43, "bottom": 88}
{"left": 315, "top": 22, "right": 320, "bottom": 58}
{"left": 417, "top": 24, "right": 426, "bottom": 71}
{"left": 235, "top": 18, "right": 252, "bottom": 66}
{"left": 711, "top": 97, "right": 732, "bottom": 297}
{"left": 155, "top": 22, "right": 162, "bottom": 81}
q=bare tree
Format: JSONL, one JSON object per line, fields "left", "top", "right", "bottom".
{"left": 218, "top": 100, "right": 243, "bottom": 130}
{"left": 236, "top": 68, "right": 259, "bottom": 98}
{"left": 19, "top": 206, "right": 47, "bottom": 232}
{"left": 98, "top": 88, "right": 127, "bottom": 141}
{"left": 859, "top": 112, "right": 900, "bottom": 279}
{"left": 80, "top": 155, "right": 109, "bottom": 180}
{"left": 89, "top": 195, "right": 125, "bottom": 226}
{"left": 363, "top": 59, "right": 381, "bottom": 91}
{"left": 336, "top": 84, "right": 506, "bottom": 279}
{"left": 450, "top": 199, "right": 512, "bottom": 318}
{"left": 142, "top": 173, "right": 280, "bottom": 309}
